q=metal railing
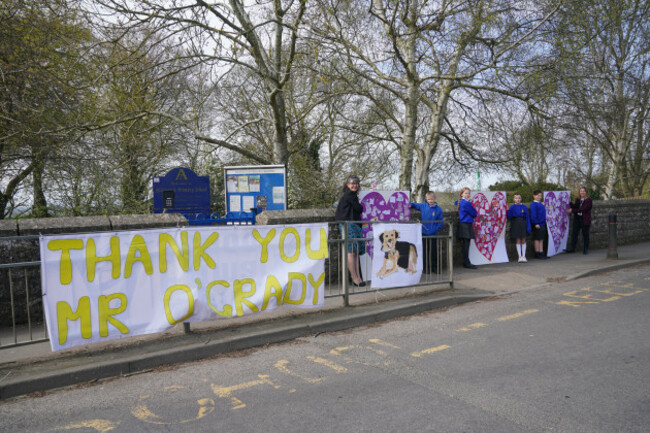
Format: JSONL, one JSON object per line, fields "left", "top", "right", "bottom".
{"left": 327, "top": 221, "right": 454, "bottom": 306}
{"left": 0, "top": 221, "right": 453, "bottom": 349}
{"left": 0, "top": 235, "right": 47, "bottom": 348}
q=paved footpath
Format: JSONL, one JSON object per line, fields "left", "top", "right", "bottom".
{"left": 1, "top": 243, "right": 648, "bottom": 400}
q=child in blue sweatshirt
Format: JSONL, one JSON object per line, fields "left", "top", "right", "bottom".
{"left": 456, "top": 187, "right": 478, "bottom": 269}
{"left": 507, "top": 193, "right": 531, "bottom": 262}
{"left": 411, "top": 191, "right": 444, "bottom": 273}
{"left": 529, "top": 190, "right": 548, "bottom": 259}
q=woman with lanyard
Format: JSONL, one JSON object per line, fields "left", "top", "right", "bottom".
{"left": 564, "top": 186, "right": 593, "bottom": 255}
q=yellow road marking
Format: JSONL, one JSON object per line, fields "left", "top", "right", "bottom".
{"left": 411, "top": 345, "right": 450, "bottom": 358}
{"left": 369, "top": 338, "right": 401, "bottom": 349}
{"left": 131, "top": 393, "right": 215, "bottom": 425}
{"left": 211, "top": 374, "right": 280, "bottom": 410}
{"left": 556, "top": 282, "right": 647, "bottom": 307}
{"left": 555, "top": 300, "right": 600, "bottom": 308}
{"left": 57, "top": 420, "right": 118, "bottom": 432}
{"left": 330, "top": 345, "right": 387, "bottom": 356}
{"left": 598, "top": 281, "right": 647, "bottom": 295}
{"left": 306, "top": 356, "right": 348, "bottom": 373}
{"left": 497, "top": 309, "right": 538, "bottom": 321}
{"left": 457, "top": 322, "right": 487, "bottom": 332}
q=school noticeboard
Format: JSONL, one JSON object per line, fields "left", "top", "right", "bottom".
{"left": 39, "top": 223, "right": 328, "bottom": 351}
{"left": 224, "top": 165, "right": 286, "bottom": 214}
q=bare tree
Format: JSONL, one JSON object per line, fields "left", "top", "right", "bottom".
{"left": 314, "top": 0, "right": 560, "bottom": 200}
{"left": 90, "top": 0, "right": 309, "bottom": 167}
{"left": 553, "top": 0, "right": 650, "bottom": 198}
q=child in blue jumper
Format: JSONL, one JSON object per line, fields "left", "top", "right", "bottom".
{"left": 411, "top": 191, "right": 444, "bottom": 273}
{"left": 456, "top": 187, "right": 478, "bottom": 269}
{"left": 529, "top": 190, "right": 548, "bottom": 259}
{"left": 507, "top": 193, "right": 531, "bottom": 262}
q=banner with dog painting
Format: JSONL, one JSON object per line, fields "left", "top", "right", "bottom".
{"left": 469, "top": 191, "right": 509, "bottom": 265}
{"left": 359, "top": 191, "right": 411, "bottom": 280}
{"left": 544, "top": 191, "right": 571, "bottom": 257}
{"left": 371, "top": 223, "right": 422, "bottom": 289}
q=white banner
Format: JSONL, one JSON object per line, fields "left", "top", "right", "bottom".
{"left": 371, "top": 223, "right": 422, "bottom": 289}
{"left": 39, "top": 223, "right": 328, "bottom": 351}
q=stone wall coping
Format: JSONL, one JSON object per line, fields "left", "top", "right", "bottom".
{"left": 0, "top": 214, "right": 189, "bottom": 238}
{"left": 18, "top": 216, "right": 112, "bottom": 236}
{"left": 0, "top": 219, "right": 18, "bottom": 237}
{"left": 108, "top": 213, "right": 188, "bottom": 231}
{"left": 257, "top": 208, "right": 336, "bottom": 225}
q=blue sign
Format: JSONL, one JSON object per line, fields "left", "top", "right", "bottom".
{"left": 153, "top": 167, "right": 210, "bottom": 217}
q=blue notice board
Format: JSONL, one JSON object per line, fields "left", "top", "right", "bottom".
{"left": 224, "top": 165, "right": 286, "bottom": 214}
{"left": 153, "top": 167, "right": 210, "bottom": 217}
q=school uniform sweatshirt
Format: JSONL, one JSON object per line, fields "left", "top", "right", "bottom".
{"left": 410, "top": 202, "right": 444, "bottom": 235}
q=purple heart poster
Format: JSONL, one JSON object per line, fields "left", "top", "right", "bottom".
{"left": 543, "top": 191, "right": 570, "bottom": 256}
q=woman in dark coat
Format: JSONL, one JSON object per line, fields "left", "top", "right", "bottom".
{"left": 565, "top": 186, "right": 593, "bottom": 254}
{"left": 335, "top": 175, "right": 366, "bottom": 286}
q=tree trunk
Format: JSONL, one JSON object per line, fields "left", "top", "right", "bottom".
{"left": 0, "top": 194, "right": 8, "bottom": 220}
{"left": 413, "top": 81, "right": 453, "bottom": 202}
{"left": 32, "top": 154, "right": 49, "bottom": 218}
{"left": 270, "top": 88, "right": 289, "bottom": 165}
{"left": 399, "top": 84, "right": 418, "bottom": 192}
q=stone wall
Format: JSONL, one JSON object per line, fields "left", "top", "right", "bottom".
{"left": 0, "top": 214, "right": 187, "bottom": 327}
{"left": 1, "top": 200, "right": 648, "bottom": 326}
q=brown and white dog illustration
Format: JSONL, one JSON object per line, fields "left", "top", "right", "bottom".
{"left": 376, "top": 229, "right": 418, "bottom": 278}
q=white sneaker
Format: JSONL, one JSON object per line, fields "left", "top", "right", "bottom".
{"left": 518, "top": 257, "right": 523, "bottom": 263}
{"left": 521, "top": 257, "right": 528, "bottom": 263}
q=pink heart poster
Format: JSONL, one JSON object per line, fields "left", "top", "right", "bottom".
{"left": 469, "top": 191, "right": 509, "bottom": 265}
{"left": 544, "top": 191, "right": 570, "bottom": 256}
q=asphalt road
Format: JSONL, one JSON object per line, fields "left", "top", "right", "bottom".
{"left": 1, "top": 264, "right": 649, "bottom": 433}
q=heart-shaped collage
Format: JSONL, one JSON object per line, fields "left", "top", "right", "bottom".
{"left": 544, "top": 191, "right": 570, "bottom": 252}
{"left": 471, "top": 192, "right": 507, "bottom": 261}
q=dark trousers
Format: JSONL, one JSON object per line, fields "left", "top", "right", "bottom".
{"left": 570, "top": 217, "right": 590, "bottom": 253}
{"left": 461, "top": 238, "right": 471, "bottom": 266}
{"left": 423, "top": 237, "right": 438, "bottom": 273}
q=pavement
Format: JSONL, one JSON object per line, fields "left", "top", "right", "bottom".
{"left": 1, "top": 242, "right": 648, "bottom": 400}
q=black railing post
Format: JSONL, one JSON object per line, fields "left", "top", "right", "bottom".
{"left": 607, "top": 213, "right": 618, "bottom": 260}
